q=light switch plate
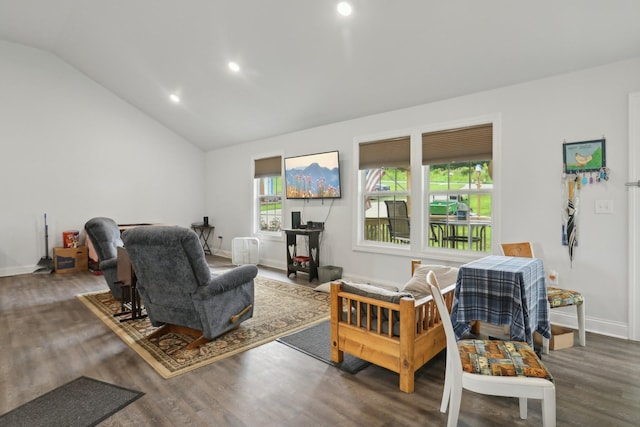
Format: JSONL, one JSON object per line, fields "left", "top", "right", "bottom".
{"left": 595, "top": 199, "right": 613, "bottom": 214}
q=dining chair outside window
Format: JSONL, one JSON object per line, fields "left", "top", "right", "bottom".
{"left": 384, "top": 200, "right": 410, "bottom": 244}
{"left": 426, "top": 271, "right": 556, "bottom": 427}
{"left": 500, "top": 242, "right": 586, "bottom": 353}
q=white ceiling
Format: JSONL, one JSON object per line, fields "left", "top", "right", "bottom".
{"left": 2, "top": 0, "right": 640, "bottom": 151}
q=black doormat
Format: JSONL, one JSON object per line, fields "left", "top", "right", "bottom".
{"left": 0, "top": 376, "right": 144, "bottom": 427}
{"left": 277, "top": 320, "right": 370, "bottom": 374}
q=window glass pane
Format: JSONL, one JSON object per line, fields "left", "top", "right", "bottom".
{"left": 363, "top": 167, "right": 411, "bottom": 245}
{"left": 426, "top": 160, "right": 492, "bottom": 252}
{"left": 258, "top": 175, "right": 282, "bottom": 232}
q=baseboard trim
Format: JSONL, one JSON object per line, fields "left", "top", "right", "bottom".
{"left": 0, "top": 265, "right": 40, "bottom": 277}
{"left": 210, "top": 254, "right": 634, "bottom": 341}
{"left": 550, "top": 309, "right": 628, "bottom": 340}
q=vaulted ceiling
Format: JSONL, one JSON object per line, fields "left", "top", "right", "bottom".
{"left": 2, "top": 0, "right": 640, "bottom": 151}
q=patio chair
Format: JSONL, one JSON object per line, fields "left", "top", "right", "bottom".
{"left": 384, "top": 200, "right": 410, "bottom": 244}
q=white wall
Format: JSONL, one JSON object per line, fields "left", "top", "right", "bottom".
{"left": 2, "top": 38, "right": 636, "bottom": 337}
{"left": 206, "top": 57, "right": 640, "bottom": 338}
{"left": 0, "top": 41, "right": 206, "bottom": 276}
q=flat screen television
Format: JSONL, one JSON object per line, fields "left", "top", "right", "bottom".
{"left": 284, "top": 150, "right": 341, "bottom": 199}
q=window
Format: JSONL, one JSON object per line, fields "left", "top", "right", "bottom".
{"left": 423, "top": 123, "right": 493, "bottom": 252}
{"left": 356, "top": 120, "right": 495, "bottom": 256}
{"left": 254, "top": 156, "right": 282, "bottom": 234}
{"left": 359, "top": 136, "right": 411, "bottom": 246}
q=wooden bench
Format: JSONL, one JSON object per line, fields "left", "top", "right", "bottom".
{"left": 330, "top": 261, "right": 455, "bottom": 393}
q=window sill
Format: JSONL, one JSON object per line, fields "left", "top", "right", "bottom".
{"left": 354, "top": 241, "right": 491, "bottom": 264}
{"left": 254, "top": 231, "right": 284, "bottom": 242}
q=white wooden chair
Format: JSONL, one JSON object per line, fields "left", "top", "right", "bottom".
{"left": 425, "top": 271, "right": 556, "bottom": 427}
{"left": 500, "top": 242, "right": 586, "bottom": 354}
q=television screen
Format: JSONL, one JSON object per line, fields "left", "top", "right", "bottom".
{"left": 284, "top": 150, "right": 341, "bottom": 199}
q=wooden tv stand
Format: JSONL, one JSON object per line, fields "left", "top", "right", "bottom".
{"left": 284, "top": 228, "right": 322, "bottom": 282}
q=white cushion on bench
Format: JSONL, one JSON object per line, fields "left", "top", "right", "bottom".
{"left": 402, "top": 264, "right": 459, "bottom": 297}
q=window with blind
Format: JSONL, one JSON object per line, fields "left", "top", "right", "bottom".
{"left": 424, "top": 123, "right": 493, "bottom": 252}
{"left": 254, "top": 156, "right": 283, "bottom": 234}
{"left": 359, "top": 136, "right": 412, "bottom": 246}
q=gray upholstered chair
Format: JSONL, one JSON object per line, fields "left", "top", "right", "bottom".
{"left": 122, "top": 225, "right": 257, "bottom": 348}
{"left": 84, "top": 217, "right": 124, "bottom": 299}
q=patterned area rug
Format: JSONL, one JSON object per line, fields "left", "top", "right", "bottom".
{"left": 77, "top": 277, "right": 330, "bottom": 378}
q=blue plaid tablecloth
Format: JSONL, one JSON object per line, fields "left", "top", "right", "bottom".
{"left": 451, "top": 255, "right": 551, "bottom": 347}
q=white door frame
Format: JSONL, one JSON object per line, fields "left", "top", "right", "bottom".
{"left": 628, "top": 92, "right": 640, "bottom": 341}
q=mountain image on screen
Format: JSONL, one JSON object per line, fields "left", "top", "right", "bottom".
{"left": 284, "top": 151, "right": 341, "bottom": 199}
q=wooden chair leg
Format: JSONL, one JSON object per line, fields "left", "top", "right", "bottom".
{"left": 185, "top": 335, "right": 210, "bottom": 350}
{"left": 542, "top": 386, "right": 557, "bottom": 427}
{"left": 146, "top": 324, "right": 210, "bottom": 349}
{"left": 447, "top": 379, "right": 463, "bottom": 427}
{"left": 542, "top": 300, "right": 550, "bottom": 354}
{"left": 440, "top": 358, "right": 452, "bottom": 413}
{"left": 330, "top": 282, "right": 344, "bottom": 364}
{"left": 146, "top": 324, "right": 171, "bottom": 341}
{"left": 577, "top": 302, "right": 586, "bottom": 346}
{"left": 519, "top": 397, "right": 528, "bottom": 419}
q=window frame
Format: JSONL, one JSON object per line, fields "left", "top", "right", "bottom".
{"left": 353, "top": 115, "right": 501, "bottom": 263}
{"left": 353, "top": 130, "right": 414, "bottom": 255}
{"left": 253, "top": 154, "right": 284, "bottom": 240}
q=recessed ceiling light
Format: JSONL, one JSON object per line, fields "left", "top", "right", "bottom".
{"left": 228, "top": 61, "right": 240, "bottom": 73}
{"left": 337, "top": 2, "right": 353, "bottom": 16}
{"left": 169, "top": 93, "right": 181, "bottom": 103}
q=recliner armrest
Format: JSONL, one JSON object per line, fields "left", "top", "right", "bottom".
{"left": 196, "top": 264, "right": 258, "bottom": 298}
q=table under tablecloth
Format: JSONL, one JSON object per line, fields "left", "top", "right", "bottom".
{"left": 451, "top": 255, "right": 551, "bottom": 347}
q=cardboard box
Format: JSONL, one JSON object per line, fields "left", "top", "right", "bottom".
{"left": 534, "top": 324, "right": 574, "bottom": 350}
{"left": 54, "top": 246, "right": 88, "bottom": 273}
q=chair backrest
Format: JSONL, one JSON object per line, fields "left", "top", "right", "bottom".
{"left": 122, "top": 226, "right": 212, "bottom": 300}
{"left": 84, "top": 217, "right": 123, "bottom": 261}
{"left": 500, "top": 241, "right": 535, "bottom": 258}
{"left": 384, "top": 200, "right": 410, "bottom": 238}
{"left": 425, "top": 271, "right": 463, "bottom": 374}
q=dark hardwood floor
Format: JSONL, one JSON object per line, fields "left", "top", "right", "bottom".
{"left": 1, "top": 256, "right": 639, "bottom": 426}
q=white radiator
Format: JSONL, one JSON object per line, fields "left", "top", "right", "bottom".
{"left": 231, "top": 237, "right": 260, "bottom": 265}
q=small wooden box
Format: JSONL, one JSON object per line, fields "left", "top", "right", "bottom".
{"left": 54, "top": 246, "right": 89, "bottom": 273}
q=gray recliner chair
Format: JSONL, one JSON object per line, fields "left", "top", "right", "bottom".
{"left": 84, "top": 217, "right": 124, "bottom": 299}
{"left": 122, "top": 225, "right": 257, "bottom": 348}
